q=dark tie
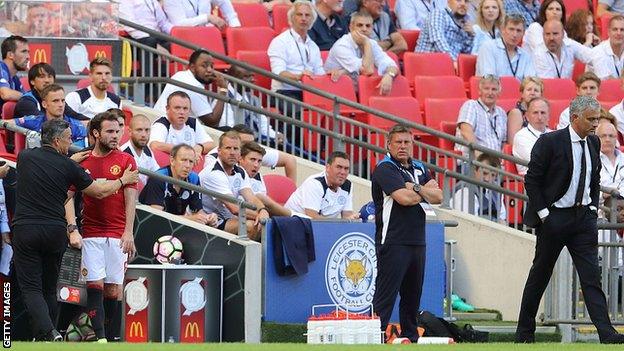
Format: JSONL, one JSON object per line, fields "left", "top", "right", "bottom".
{"left": 575, "top": 140, "right": 586, "bottom": 206}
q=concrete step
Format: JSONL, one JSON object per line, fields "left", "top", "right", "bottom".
{"left": 453, "top": 312, "right": 499, "bottom": 321}
{"left": 473, "top": 325, "right": 557, "bottom": 334}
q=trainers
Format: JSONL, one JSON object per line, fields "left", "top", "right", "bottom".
{"left": 41, "top": 329, "right": 63, "bottom": 342}
{"left": 391, "top": 337, "right": 411, "bottom": 344}
{"left": 451, "top": 294, "right": 475, "bottom": 312}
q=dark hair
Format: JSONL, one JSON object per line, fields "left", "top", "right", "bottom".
{"left": 504, "top": 14, "right": 526, "bottom": 27}
{"left": 41, "top": 119, "right": 70, "bottom": 145}
{"left": 107, "top": 108, "right": 125, "bottom": 122}
{"left": 171, "top": 143, "right": 196, "bottom": 158}
{"left": 575, "top": 71, "right": 601, "bottom": 88}
{"left": 231, "top": 124, "right": 255, "bottom": 136}
{"left": 89, "top": 57, "right": 112, "bottom": 71}
{"left": 189, "top": 49, "right": 211, "bottom": 65}
{"left": 28, "top": 63, "right": 55, "bottom": 88}
{"left": 1, "top": 35, "right": 28, "bottom": 60}
{"left": 327, "top": 151, "right": 349, "bottom": 165}
{"left": 241, "top": 141, "right": 266, "bottom": 157}
{"left": 537, "top": 0, "right": 566, "bottom": 26}
{"left": 566, "top": 9, "right": 598, "bottom": 43}
{"left": 90, "top": 111, "right": 121, "bottom": 133}
{"left": 166, "top": 91, "right": 191, "bottom": 106}
{"left": 219, "top": 130, "right": 241, "bottom": 147}
{"left": 476, "top": 153, "right": 501, "bottom": 169}
{"left": 40, "top": 83, "right": 64, "bottom": 100}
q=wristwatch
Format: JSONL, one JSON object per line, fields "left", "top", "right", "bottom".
{"left": 67, "top": 224, "right": 78, "bottom": 233}
{"left": 412, "top": 184, "right": 422, "bottom": 193}
{"left": 386, "top": 70, "right": 397, "bottom": 78}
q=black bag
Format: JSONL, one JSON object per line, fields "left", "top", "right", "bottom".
{"left": 417, "top": 310, "right": 489, "bottom": 343}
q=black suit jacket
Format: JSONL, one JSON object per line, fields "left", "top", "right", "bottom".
{"left": 523, "top": 127, "right": 601, "bottom": 227}
{"left": 308, "top": 15, "right": 348, "bottom": 51}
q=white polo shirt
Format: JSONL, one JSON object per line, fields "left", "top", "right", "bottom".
{"left": 284, "top": 171, "right": 353, "bottom": 218}
{"left": 153, "top": 70, "right": 214, "bottom": 118}
{"left": 204, "top": 145, "right": 280, "bottom": 169}
{"left": 590, "top": 39, "right": 624, "bottom": 80}
{"left": 199, "top": 157, "right": 251, "bottom": 221}
{"left": 149, "top": 116, "right": 213, "bottom": 147}
{"left": 65, "top": 86, "right": 121, "bottom": 119}
{"left": 120, "top": 141, "right": 160, "bottom": 185}
{"left": 249, "top": 172, "right": 267, "bottom": 196}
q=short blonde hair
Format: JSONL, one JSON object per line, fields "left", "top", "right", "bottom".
{"left": 287, "top": 0, "right": 317, "bottom": 31}
{"left": 476, "top": 0, "right": 505, "bottom": 31}
{"left": 519, "top": 77, "right": 544, "bottom": 94}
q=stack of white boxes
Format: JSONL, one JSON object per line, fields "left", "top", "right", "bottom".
{"left": 306, "top": 305, "right": 382, "bottom": 344}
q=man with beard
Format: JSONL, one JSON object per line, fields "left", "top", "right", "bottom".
{"left": 14, "top": 63, "right": 88, "bottom": 120}
{"left": 65, "top": 57, "right": 121, "bottom": 119}
{"left": 120, "top": 114, "right": 160, "bottom": 186}
{"left": 64, "top": 111, "right": 138, "bottom": 342}
{"left": 0, "top": 35, "right": 28, "bottom": 112}
{"left": 153, "top": 49, "right": 228, "bottom": 128}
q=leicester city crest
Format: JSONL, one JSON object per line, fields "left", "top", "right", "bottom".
{"left": 325, "top": 232, "right": 377, "bottom": 312}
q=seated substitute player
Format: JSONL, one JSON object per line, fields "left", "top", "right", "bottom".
{"left": 139, "top": 143, "right": 219, "bottom": 226}
{"left": 65, "top": 57, "right": 121, "bottom": 119}
{"left": 149, "top": 91, "right": 214, "bottom": 158}
{"left": 64, "top": 111, "right": 138, "bottom": 342}
{"left": 285, "top": 151, "right": 360, "bottom": 219}
{"left": 199, "top": 131, "right": 270, "bottom": 240}
{"left": 120, "top": 114, "right": 160, "bottom": 186}
{"left": 238, "top": 141, "right": 292, "bottom": 216}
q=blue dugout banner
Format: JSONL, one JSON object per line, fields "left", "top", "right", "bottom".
{"left": 263, "top": 220, "right": 445, "bottom": 323}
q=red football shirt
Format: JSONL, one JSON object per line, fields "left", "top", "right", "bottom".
{"left": 79, "top": 150, "right": 137, "bottom": 238}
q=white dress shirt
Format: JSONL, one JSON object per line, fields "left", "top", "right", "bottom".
{"left": 522, "top": 22, "right": 544, "bottom": 55}
{"left": 324, "top": 34, "right": 397, "bottom": 76}
{"left": 512, "top": 124, "right": 550, "bottom": 175}
{"left": 533, "top": 39, "right": 593, "bottom": 79}
{"left": 267, "top": 29, "right": 325, "bottom": 91}
{"left": 119, "top": 0, "right": 174, "bottom": 39}
{"left": 552, "top": 127, "right": 592, "bottom": 208}
{"left": 590, "top": 39, "right": 624, "bottom": 80}
{"left": 153, "top": 70, "right": 213, "bottom": 118}
{"left": 471, "top": 25, "right": 500, "bottom": 55}
{"left": 599, "top": 150, "right": 624, "bottom": 201}
{"left": 476, "top": 37, "right": 536, "bottom": 80}
{"left": 451, "top": 183, "right": 507, "bottom": 222}
{"left": 557, "top": 107, "right": 571, "bottom": 130}
{"left": 162, "top": 0, "right": 241, "bottom": 27}
{"left": 609, "top": 100, "right": 624, "bottom": 136}
{"left": 395, "top": 0, "right": 447, "bottom": 30}
{"left": 214, "top": 84, "right": 277, "bottom": 138}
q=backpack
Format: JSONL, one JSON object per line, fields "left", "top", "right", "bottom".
{"left": 417, "top": 310, "right": 489, "bottom": 343}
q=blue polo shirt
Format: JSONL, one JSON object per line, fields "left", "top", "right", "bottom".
{"left": 371, "top": 155, "right": 431, "bottom": 246}
{"left": 15, "top": 114, "right": 87, "bottom": 146}
{"left": 0, "top": 61, "right": 24, "bottom": 110}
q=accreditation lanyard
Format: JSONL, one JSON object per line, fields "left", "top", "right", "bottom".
{"left": 504, "top": 46, "right": 520, "bottom": 78}
{"left": 614, "top": 56, "right": 621, "bottom": 78}
{"left": 144, "top": 0, "right": 157, "bottom": 17}
{"left": 289, "top": 30, "right": 310, "bottom": 68}
{"left": 420, "top": 0, "right": 435, "bottom": 13}
{"left": 488, "top": 27, "right": 496, "bottom": 39}
{"left": 477, "top": 100, "right": 499, "bottom": 140}
{"left": 187, "top": 0, "right": 199, "bottom": 16}
{"left": 548, "top": 52, "right": 563, "bottom": 78}
{"left": 445, "top": 9, "right": 464, "bottom": 30}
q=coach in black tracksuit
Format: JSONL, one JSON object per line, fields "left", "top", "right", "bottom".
{"left": 371, "top": 124, "right": 443, "bottom": 343}
{"left": 516, "top": 96, "right": 624, "bottom": 344}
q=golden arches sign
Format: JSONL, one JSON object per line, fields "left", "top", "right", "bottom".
{"left": 129, "top": 322, "right": 144, "bottom": 338}
{"left": 94, "top": 50, "right": 107, "bottom": 59}
{"left": 33, "top": 49, "right": 47, "bottom": 64}
{"left": 184, "top": 322, "right": 199, "bottom": 339}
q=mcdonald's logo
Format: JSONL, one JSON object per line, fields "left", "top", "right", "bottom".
{"left": 129, "top": 322, "right": 144, "bottom": 338}
{"left": 94, "top": 50, "right": 107, "bottom": 59}
{"left": 184, "top": 322, "right": 199, "bottom": 339}
{"left": 86, "top": 45, "right": 112, "bottom": 62}
{"left": 33, "top": 49, "right": 47, "bottom": 63}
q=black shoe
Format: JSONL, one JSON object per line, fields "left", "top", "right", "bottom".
{"left": 602, "top": 333, "right": 624, "bottom": 344}
{"left": 42, "top": 329, "right": 62, "bottom": 342}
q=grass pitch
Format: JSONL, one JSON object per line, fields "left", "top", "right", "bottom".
{"left": 9, "top": 343, "right": 624, "bottom": 351}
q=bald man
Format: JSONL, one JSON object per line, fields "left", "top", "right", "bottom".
{"left": 598, "top": 121, "right": 624, "bottom": 201}
{"left": 533, "top": 20, "right": 592, "bottom": 79}
{"left": 513, "top": 97, "right": 551, "bottom": 176}
{"left": 121, "top": 115, "right": 160, "bottom": 185}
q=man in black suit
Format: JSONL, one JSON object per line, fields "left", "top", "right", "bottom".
{"left": 515, "top": 96, "right": 624, "bottom": 344}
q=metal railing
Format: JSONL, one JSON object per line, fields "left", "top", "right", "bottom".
{"left": 0, "top": 122, "right": 258, "bottom": 239}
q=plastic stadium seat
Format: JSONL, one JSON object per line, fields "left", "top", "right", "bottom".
{"left": 457, "top": 54, "right": 477, "bottom": 88}
{"left": 414, "top": 76, "right": 466, "bottom": 106}
{"left": 272, "top": 4, "right": 291, "bottom": 33}
{"left": 170, "top": 26, "right": 228, "bottom": 70}
{"left": 398, "top": 30, "right": 420, "bottom": 55}
{"left": 439, "top": 121, "right": 457, "bottom": 151}
{"left": 232, "top": 3, "right": 270, "bottom": 27}
{"left": 236, "top": 51, "right": 272, "bottom": 91}
{"left": 226, "top": 27, "right": 276, "bottom": 58}
{"left": 386, "top": 51, "right": 401, "bottom": 70}
{"left": 263, "top": 174, "right": 297, "bottom": 205}
{"left": 424, "top": 97, "right": 467, "bottom": 132}
{"left": 2, "top": 101, "right": 24, "bottom": 154}
{"left": 599, "top": 79, "right": 623, "bottom": 102}
{"left": 601, "top": 100, "right": 619, "bottom": 110}
{"left": 1, "top": 101, "right": 15, "bottom": 120}
{"left": 572, "top": 60, "right": 585, "bottom": 82}
{"left": 20, "top": 76, "right": 30, "bottom": 91}
{"left": 563, "top": 0, "right": 589, "bottom": 16}
{"left": 153, "top": 149, "right": 170, "bottom": 167}
{"left": 320, "top": 50, "right": 329, "bottom": 63}
{"left": 497, "top": 98, "right": 517, "bottom": 112}
{"left": 357, "top": 75, "right": 411, "bottom": 105}
{"left": 76, "top": 78, "right": 115, "bottom": 93}
{"left": 502, "top": 144, "right": 524, "bottom": 225}
{"left": 599, "top": 13, "right": 612, "bottom": 40}
{"left": 302, "top": 75, "right": 358, "bottom": 112}
{"left": 403, "top": 52, "right": 454, "bottom": 87}
{"left": 541, "top": 78, "right": 576, "bottom": 100}
{"left": 367, "top": 96, "right": 423, "bottom": 131}
{"left": 122, "top": 106, "right": 133, "bottom": 125}
{"left": 469, "top": 76, "right": 521, "bottom": 100}
{"left": 548, "top": 99, "right": 569, "bottom": 130}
